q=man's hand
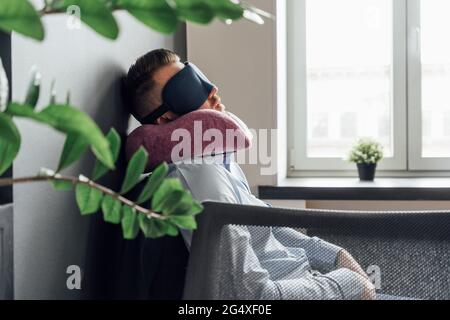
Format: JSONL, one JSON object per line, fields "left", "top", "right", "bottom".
{"left": 337, "top": 250, "right": 376, "bottom": 300}
{"left": 356, "top": 273, "right": 377, "bottom": 300}
{"left": 337, "top": 249, "right": 369, "bottom": 280}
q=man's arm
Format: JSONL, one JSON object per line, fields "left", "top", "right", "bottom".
{"left": 272, "top": 228, "right": 372, "bottom": 282}
{"left": 272, "top": 227, "right": 343, "bottom": 273}
{"left": 220, "top": 225, "right": 373, "bottom": 300}
{"left": 336, "top": 250, "right": 371, "bottom": 281}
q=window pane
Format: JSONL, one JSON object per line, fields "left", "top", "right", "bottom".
{"left": 421, "top": 0, "right": 450, "bottom": 157}
{"left": 305, "top": 0, "right": 394, "bottom": 158}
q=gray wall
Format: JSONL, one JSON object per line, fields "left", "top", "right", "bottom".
{"left": 12, "top": 11, "right": 185, "bottom": 299}
{"left": 187, "top": 0, "right": 279, "bottom": 193}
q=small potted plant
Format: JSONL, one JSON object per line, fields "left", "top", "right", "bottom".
{"left": 348, "top": 138, "right": 384, "bottom": 181}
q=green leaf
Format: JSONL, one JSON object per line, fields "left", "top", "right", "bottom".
{"left": 101, "top": 195, "right": 122, "bottom": 224}
{"left": 0, "top": 0, "right": 45, "bottom": 41}
{"left": 57, "top": 134, "right": 89, "bottom": 172}
{"left": 43, "top": 104, "right": 114, "bottom": 169}
{"left": 7, "top": 103, "right": 114, "bottom": 169}
{"left": 6, "top": 102, "right": 45, "bottom": 120}
{"left": 0, "top": 113, "right": 21, "bottom": 176}
{"left": 165, "top": 221, "right": 179, "bottom": 237}
{"left": 60, "top": 0, "right": 119, "bottom": 40}
{"left": 24, "top": 68, "right": 41, "bottom": 108}
{"left": 75, "top": 183, "right": 103, "bottom": 215}
{"left": 120, "top": 147, "right": 148, "bottom": 194}
{"left": 151, "top": 178, "right": 184, "bottom": 212}
{"left": 0, "top": 113, "right": 20, "bottom": 142}
{"left": 121, "top": 206, "right": 140, "bottom": 240}
{"left": 137, "top": 162, "right": 169, "bottom": 204}
{"left": 138, "top": 214, "right": 168, "bottom": 239}
{"left": 92, "top": 128, "right": 121, "bottom": 181}
{"left": 158, "top": 190, "right": 185, "bottom": 216}
{"left": 165, "top": 192, "right": 203, "bottom": 217}
{"left": 51, "top": 180, "right": 74, "bottom": 191}
{"left": 65, "top": 91, "right": 71, "bottom": 106}
{"left": 207, "top": 0, "right": 243, "bottom": 20}
{"left": 188, "top": 201, "right": 204, "bottom": 216}
{"left": 117, "top": 0, "right": 179, "bottom": 34}
{"left": 175, "top": 0, "right": 214, "bottom": 24}
{"left": 169, "top": 215, "right": 197, "bottom": 230}
{"left": 0, "top": 59, "right": 9, "bottom": 112}
{"left": 49, "top": 80, "right": 57, "bottom": 105}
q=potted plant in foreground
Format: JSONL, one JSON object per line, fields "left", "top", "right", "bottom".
{"left": 0, "top": 0, "right": 271, "bottom": 241}
{"left": 348, "top": 138, "right": 384, "bottom": 181}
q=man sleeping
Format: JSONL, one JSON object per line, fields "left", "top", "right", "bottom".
{"left": 125, "top": 49, "right": 376, "bottom": 300}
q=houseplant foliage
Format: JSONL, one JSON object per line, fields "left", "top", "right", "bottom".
{"left": 0, "top": 0, "right": 272, "bottom": 41}
{"left": 0, "top": 0, "right": 270, "bottom": 239}
{"left": 0, "top": 61, "right": 203, "bottom": 240}
{"left": 348, "top": 138, "right": 384, "bottom": 181}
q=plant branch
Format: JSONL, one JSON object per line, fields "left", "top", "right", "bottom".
{"left": 0, "top": 174, "right": 163, "bottom": 219}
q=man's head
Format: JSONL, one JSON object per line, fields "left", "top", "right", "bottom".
{"left": 126, "top": 49, "right": 225, "bottom": 125}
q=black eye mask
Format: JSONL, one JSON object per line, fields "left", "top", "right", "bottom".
{"left": 140, "top": 62, "right": 215, "bottom": 125}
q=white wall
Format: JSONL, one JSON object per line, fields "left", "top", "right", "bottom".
{"left": 12, "top": 11, "right": 184, "bottom": 300}
{"left": 187, "top": 0, "right": 279, "bottom": 193}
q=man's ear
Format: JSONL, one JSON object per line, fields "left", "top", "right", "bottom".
{"left": 156, "top": 111, "right": 179, "bottom": 125}
{"left": 156, "top": 116, "right": 170, "bottom": 125}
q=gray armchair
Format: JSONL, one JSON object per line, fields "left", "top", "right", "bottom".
{"left": 0, "top": 204, "right": 13, "bottom": 300}
{"left": 184, "top": 202, "right": 450, "bottom": 300}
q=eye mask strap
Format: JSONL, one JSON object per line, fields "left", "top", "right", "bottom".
{"left": 140, "top": 103, "right": 171, "bottom": 125}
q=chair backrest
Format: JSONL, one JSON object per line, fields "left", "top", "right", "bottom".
{"left": 184, "top": 202, "right": 450, "bottom": 300}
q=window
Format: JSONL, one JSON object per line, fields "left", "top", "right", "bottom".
{"left": 409, "top": 0, "right": 450, "bottom": 170}
{"left": 288, "top": 0, "right": 450, "bottom": 173}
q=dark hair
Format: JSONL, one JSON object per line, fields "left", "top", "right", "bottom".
{"left": 125, "top": 49, "right": 180, "bottom": 120}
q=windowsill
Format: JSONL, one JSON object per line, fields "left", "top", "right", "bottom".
{"left": 259, "top": 177, "right": 450, "bottom": 201}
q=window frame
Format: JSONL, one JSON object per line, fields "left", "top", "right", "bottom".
{"left": 288, "top": 0, "right": 412, "bottom": 173}
{"left": 407, "top": 0, "right": 450, "bottom": 171}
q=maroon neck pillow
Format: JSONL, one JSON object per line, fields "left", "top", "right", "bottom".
{"left": 126, "top": 110, "right": 253, "bottom": 172}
